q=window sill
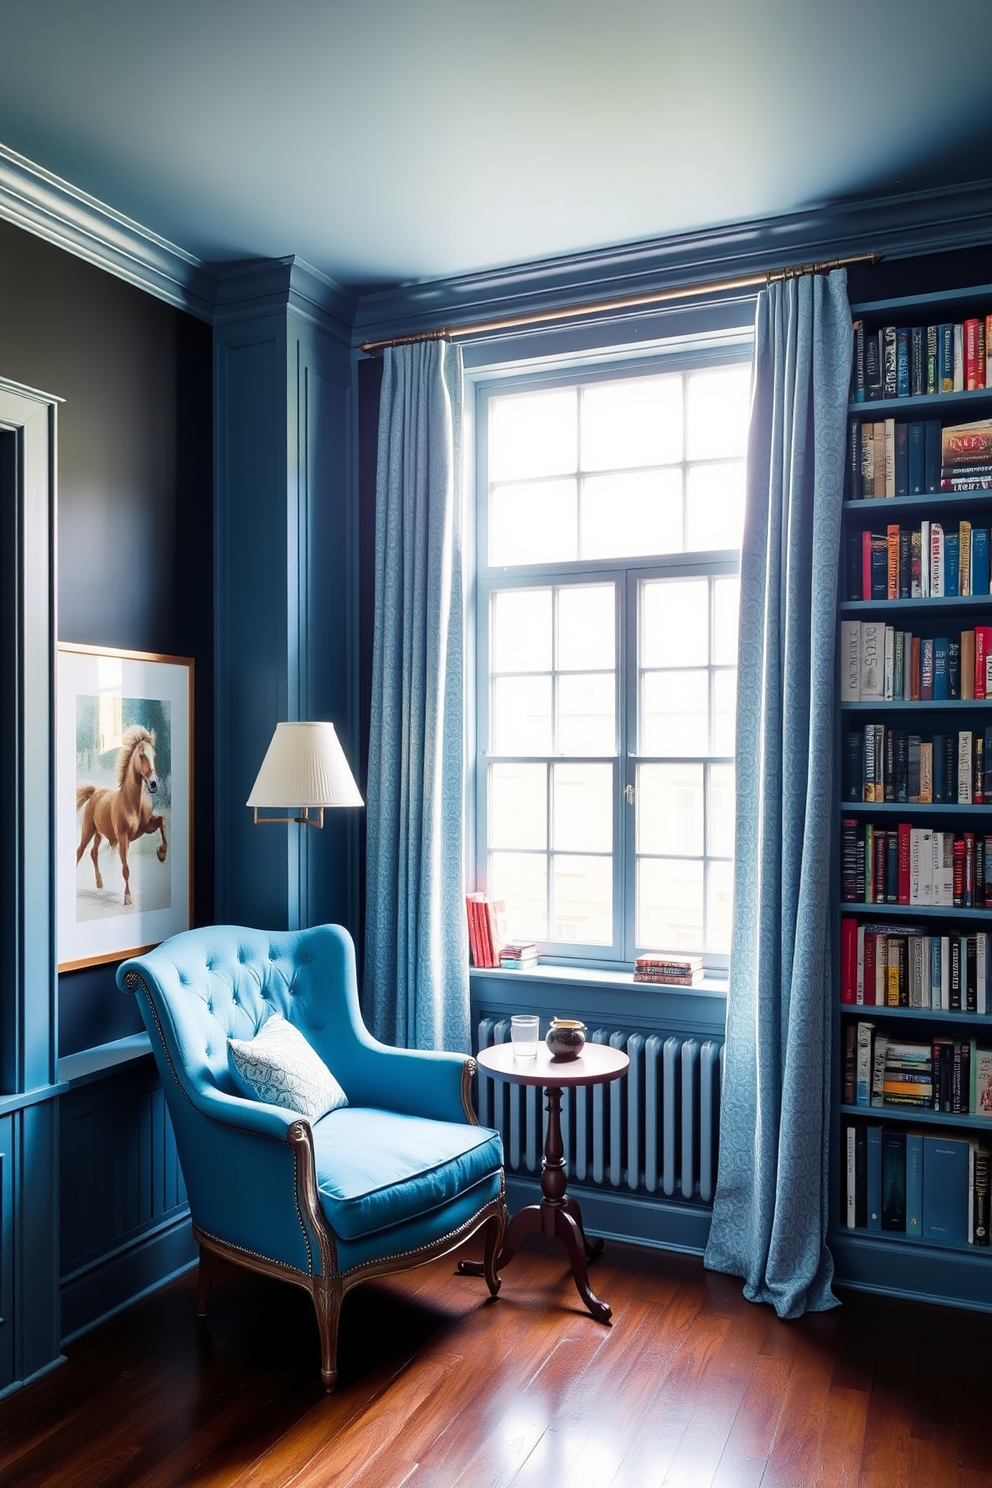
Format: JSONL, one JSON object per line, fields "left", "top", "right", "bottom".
{"left": 469, "top": 965, "right": 728, "bottom": 1034}
{"left": 472, "top": 962, "right": 724, "bottom": 993}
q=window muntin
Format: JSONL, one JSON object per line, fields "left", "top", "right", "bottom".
{"left": 477, "top": 357, "right": 748, "bottom": 970}
{"left": 488, "top": 366, "right": 750, "bottom": 568}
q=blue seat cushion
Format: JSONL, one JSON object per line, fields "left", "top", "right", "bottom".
{"left": 311, "top": 1107, "right": 502, "bottom": 1242}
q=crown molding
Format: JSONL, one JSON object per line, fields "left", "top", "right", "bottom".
{"left": 212, "top": 256, "right": 357, "bottom": 344}
{"left": 0, "top": 141, "right": 220, "bottom": 321}
{"left": 352, "top": 176, "right": 992, "bottom": 347}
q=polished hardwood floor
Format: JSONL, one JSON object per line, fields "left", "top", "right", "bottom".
{"left": 1, "top": 1234, "right": 990, "bottom": 1488}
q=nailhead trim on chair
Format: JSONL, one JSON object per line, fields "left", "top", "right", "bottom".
{"left": 339, "top": 1170, "right": 507, "bottom": 1279}
{"left": 195, "top": 1223, "right": 310, "bottom": 1278}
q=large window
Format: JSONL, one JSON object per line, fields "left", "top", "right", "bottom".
{"left": 475, "top": 358, "right": 750, "bottom": 971}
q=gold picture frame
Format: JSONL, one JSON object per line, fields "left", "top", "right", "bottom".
{"left": 57, "top": 643, "right": 194, "bottom": 971}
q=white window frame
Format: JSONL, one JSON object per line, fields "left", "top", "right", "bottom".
{"left": 470, "top": 345, "right": 749, "bottom": 976}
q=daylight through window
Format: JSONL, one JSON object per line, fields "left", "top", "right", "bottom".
{"left": 476, "top": 361, "right": 750, "bottom": 970}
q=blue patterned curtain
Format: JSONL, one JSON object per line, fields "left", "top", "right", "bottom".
{"left": 704, "top": 270, "right": 853, "bottom": 1317}
{"left": 363, "top": 340, "right": 470, "bottom": 1052}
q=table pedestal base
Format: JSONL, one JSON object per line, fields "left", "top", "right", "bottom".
{"left": 459, "top": 1083, "right": 612, "bottom": 1324}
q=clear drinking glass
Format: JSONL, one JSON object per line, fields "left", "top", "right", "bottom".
{"left": 510, "top": 1015, "right": 540, "bottom": 1058}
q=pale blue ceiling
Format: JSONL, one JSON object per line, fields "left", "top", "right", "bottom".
{"left": 0, "top": 0, "right": 990, "bottom": 291}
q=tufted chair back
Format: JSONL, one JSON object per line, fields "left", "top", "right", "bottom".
{"left": 126, "top": 922, "right": 376, "bottom": 1110}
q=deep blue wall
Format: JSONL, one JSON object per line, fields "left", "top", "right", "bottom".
{"left": 0, "top": 217, "right": 214, "bottom": 1056}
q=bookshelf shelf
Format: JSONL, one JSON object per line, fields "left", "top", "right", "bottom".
{"left": 839, "top": 1221, "right": 989, "bottom": 1257}
{"left": 840, "top": 801, "right": 991, "bottom": 816}
{"left": 839, "top": 901, "right": 991, "bottom": 921}
{"left": 847, "top": 387, "right": 992, "bottom": 417}
{"left": 844, "top": 491, "right": 992, "bottom": 518}
{"left": 839, "top": 1102, "right": 992, "bottom": 1129}
{"left": 837, "top": 281, "right": 992, "bottom": 1294}
{"left": 841, "top": 699, "right": 992, "bottom": 712}
{"left": 840, "top": 1003, "right": 992, "bottom": 1027}
{"left": 841, "top": 597, "right": 992, "bottom": 616}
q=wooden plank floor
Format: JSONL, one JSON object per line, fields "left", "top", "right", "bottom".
{"left": 1, "top": 1235, "right": 989, "bottom": 1488}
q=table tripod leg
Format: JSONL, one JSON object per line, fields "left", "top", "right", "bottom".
{"left": 456, "top": 1204, "right": 542, "bottom": 1278}
{"left": 564, "top": 1196, "right": 605, "bottom": 1264}
{"left": 555, "top": 1208, "right": 612, "bottom": 1324}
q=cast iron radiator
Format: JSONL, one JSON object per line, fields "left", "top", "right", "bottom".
{"left": 474, "top": 1019, "right": 724, "bottom": 1204}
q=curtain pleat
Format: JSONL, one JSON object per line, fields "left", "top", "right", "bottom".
{"left": 363, "top": 341, "right": 470, "bottom": 1052}
{"left": 704, "top": 270, "right": 853, "bottom": 1317}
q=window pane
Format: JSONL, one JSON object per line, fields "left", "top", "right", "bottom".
{"left": 552, "top": 855, "right": 612, "bottom": 944}
{"left": 707, "top": 859, "right": 734, "bottom": 952}
{"left": 641, "top": 579, "right": 708, "bottom": 667}
{"left": 708, "top": 763, "right": 736, "bottom": 857}
{"left": 637, "top": 763, "right": 703, "bottom": 855}
{"left": 581, "top": 470, "right": 683, "bottom": 559}
{"left": 686, "top": 366, "right": 751, "bottom": 460}
{"left": 490, "top": 763, "right": 547, "bottom": 850}
{"left": 637, "top": 858, "right": 704, "bottom": 951}
{"left": 713, "top": 576, "right": 740, "bottom": 665}
{"left": 490, "top": 389, "right": 577, "bottom": 480}
{"left": 490, "top": 480, "right": 577, "bottom": 565}
{"left": 490, "top": 851, "right": 548, "bottom": 941}
{"left": 686, "top": 462, "right": 746, "bottom": 551}
{"left": 641, "top": 671, "right": 709, "bottom": 755}
{"left": 558, "top": 673, "right": 615, "bottom": 754}
{"left": 713, "top": 669, "right": 737, "bottom": 755}
{"left": 558, "top": 584, "right": 614, "bottom": 671}
{"left": 492, "top": 588, "right": 551, "bottom": 672}
{"left": 553, "top": 762, "right": 612, "bottom": 852}
{"left": 492, "top": 676, "right": 552, "bottom": 754}
{"left": 581, "top": 375, "right": 682, "bottom": 470}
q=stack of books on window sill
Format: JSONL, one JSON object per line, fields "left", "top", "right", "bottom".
{"left": 633, "top": 953, "right": 705, "bottom": 986}
{"left": 465, "top": 892, "right": 507, "bottom": 968}
{"left": 498, "top": 942, "right": 539, "bottom": 971}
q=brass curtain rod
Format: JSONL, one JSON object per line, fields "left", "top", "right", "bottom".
{"left": 360, "top": 251, "right": 882, "bottom": 355}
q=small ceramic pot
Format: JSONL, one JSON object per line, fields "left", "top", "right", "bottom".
{"left": 546, "top": 1018, "right": 586, "bottom": 1060}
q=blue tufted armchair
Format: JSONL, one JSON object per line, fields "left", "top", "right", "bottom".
{"left": 117, "top": 923, "right": 506, "bottom": 1389}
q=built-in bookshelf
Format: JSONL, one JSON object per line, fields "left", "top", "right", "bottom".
{"left": 833, "top": 281, "right": 992, "bottom": 1309}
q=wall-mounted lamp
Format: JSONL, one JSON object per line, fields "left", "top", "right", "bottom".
{"left": 247, "top": 721, "right": 363, "bottom": 827}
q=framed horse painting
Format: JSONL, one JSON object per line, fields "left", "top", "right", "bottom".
{"left": 57, "top": 643, "right": 194, "bottom": 971}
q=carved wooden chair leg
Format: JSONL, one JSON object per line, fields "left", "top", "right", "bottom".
{"left": 312, "top": 1275, "right": 343, "bottom": 1392}
{"left": 196, "top": 1245, "right": 216, "bottom": 1317}
{"left": 483, "top": 1210, "right": 504, "bottom": 1297}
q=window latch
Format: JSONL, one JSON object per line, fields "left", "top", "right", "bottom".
{"left": 624, "top": 784, "right": 635, "bottom": 806}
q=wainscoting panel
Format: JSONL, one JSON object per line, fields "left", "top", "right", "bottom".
{"left": 0, "top": 1116, "right": 12, "bottom": 1387}
{"left": 59, "top": 1060, "right": 194, "bottom": 1340}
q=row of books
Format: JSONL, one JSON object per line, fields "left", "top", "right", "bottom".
{"left": 843, "top": 1021, "right": 992, "bottom": 1112}
{"left": 465, "top": 891, "right": 542, "bottom": 969}
{"left": 843, "top": 725, "right": 992, "bottom": 804}
{"left": 631, "top": 952, "right": 704, "bottom": 986}
{"left": 847, "top": 417, "right": 938, "bottom": 500}
{"left": 934, "top": 419, "right": 992, "bottom": 494}
{"left": 465, "top": 892, "right": 506, "bottom": 968}
{"left": 841, "top": 825, "right": 990, "bottom": 909}
{"left": 840, "top": 921, "right": 989, "bottom": 1011}
{"left": 499, "top": 942, "right": 539, "bottom": 970}
{"left": 847, "top": 418, "right": 992, "bottom": 501}
{"left": 841, "top": 621, "right": 992, "bottom": 702}
{"left": 842, "top": 1120, "right": 988, "bottom": 1246}
{"left": 845, "top": 523, "right": 992, "bottom": 602}
{"left": 850, "top": 317, "right": 992, "bottom": 402}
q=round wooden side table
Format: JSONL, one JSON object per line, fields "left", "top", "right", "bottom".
{"left": 459, "top": 1039, "right": 629, "bottom": 1323}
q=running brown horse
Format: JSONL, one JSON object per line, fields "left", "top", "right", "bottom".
{"left": 75, "top": 725, "right": 169, "bottom": 907}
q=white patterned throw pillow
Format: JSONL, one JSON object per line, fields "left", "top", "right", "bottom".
{"left": 228, "top": 1013, "right": 347, "bottom": 1121}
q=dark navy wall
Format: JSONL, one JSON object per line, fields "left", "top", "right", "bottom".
{"left": 0, "top": 218, "right": 213, "bottom": 1056}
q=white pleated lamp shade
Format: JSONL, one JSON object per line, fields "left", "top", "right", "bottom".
{"left": 246, "top": 722, "right": 363, "bottom": 810}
